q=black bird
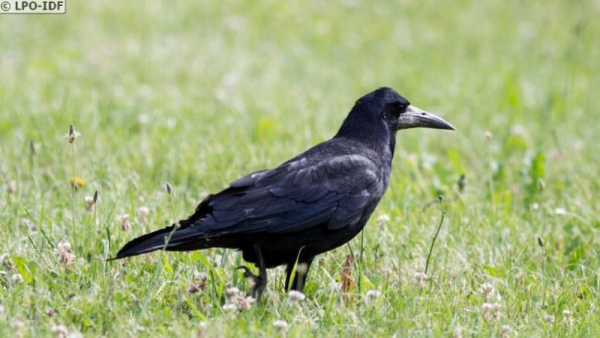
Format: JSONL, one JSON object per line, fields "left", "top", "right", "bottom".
{"left": 112, "top": 87, "right": 454, "bottom": 300}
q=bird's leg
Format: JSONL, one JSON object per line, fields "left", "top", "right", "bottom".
{"left": 237, "top": 245, "right": 268, "bottom": 302}
{"left": 285, "top": 256, "right": 315, "bottom": 292}
{"left": 252, "top": 244, "right": 268, "bottom": 302}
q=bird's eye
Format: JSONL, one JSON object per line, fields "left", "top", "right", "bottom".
{"left": 390, "top": 101, "right": 407, "bottom": 111}
{"left": 388, "top": 102, "right": 407, "bottom": 116}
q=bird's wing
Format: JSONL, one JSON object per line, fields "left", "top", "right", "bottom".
{"left": 187, "top": 153, "right": 384, "bottom": 235}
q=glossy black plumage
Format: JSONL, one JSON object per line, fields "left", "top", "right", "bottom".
{"left": 113, "top": 87, "right": 454, "bottom": 296}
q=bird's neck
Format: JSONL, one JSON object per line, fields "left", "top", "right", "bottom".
{"left": 335, "top": 125, "right": 396, "bottom": 162}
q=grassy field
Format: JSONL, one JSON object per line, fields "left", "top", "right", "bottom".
{"left": 1, "top": 0, "right": 599, "bottom": 336}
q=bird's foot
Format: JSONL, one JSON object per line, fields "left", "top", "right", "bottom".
{"left": 237, "top": 265, "right": 266, "bottom": 302}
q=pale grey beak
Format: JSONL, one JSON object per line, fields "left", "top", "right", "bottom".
{"left": 398, "top": 105, "right": 455, "bottom": 131}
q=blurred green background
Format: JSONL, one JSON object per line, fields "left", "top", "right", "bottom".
{"left": 1, "top": 0, "right": 599, "bottom": 336}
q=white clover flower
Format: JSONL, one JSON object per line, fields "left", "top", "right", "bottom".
{"left": 21, "top": 218, "right": 37, "bottom": 231}
{"left": 414, "top": 272, "right": 427, "bottom": 288}
{"left": 222, "top": 303, "right": 237, "bottom": 312}
{"left": 225, "top": 287, "right": 240, "bottom": 298}
{"left": 237, "top": 296, "right": 255, "bottom": 311}
{"left": 481, "top": 283, "right": 494, "bottom": 300}
{"left": 482, "top": 303, "right": 492, "bottom": 321}
{"left": 288, "top": 290, "right": 306, "bottom": 305}
{"left": 492, "top": 303, "right": 501, "bottom": 320}
{"left": 563, "top": 309, "right": 573, "bottom": 326}
{"left": 452, "top": 326, "right": 462, "bottom": 338}
{"left": 376, "top": 214, "right": 390, "bottom": 223}
{"left": 137, "top": 206, "right": 150, "bottom": 223}
{"left": 120, "top": 214, "right": 130, "bottom": 231}
{"left": 51, "top": 324, "right": 69, "bottom": 338}
{"left": 84, "top": 196, "right": 95, "bottom": 213}
{"left": 554, "top": 208, "right": 567, "bottom": 215}
{"left": 365, "top": 290, "right": 381, "bottom": 303}
{"left": 500, "top": 325, "right": 511, "bottom": 338}
{"left": 57, "top": 241, "right": 75, "bottom": 265}
{"left": 11, "top": 273, "right": 24, "bottom": 283}
{"left": 272, "top": 319, "right": 289, "bottom": 331}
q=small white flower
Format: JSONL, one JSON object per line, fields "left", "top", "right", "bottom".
{"left": 554, "top": 208, "right": 567, "bottom": 215}
{"left": 482, "top": 303, "right": 493, "bottom": 321}
{"left": 492, "top": 303, "right": 501, "bottom": 320}
{"left": 67, "top": 332, "right": 83, "bottom": 338}
{"left": 272, "top": 319, "right": 289, "bottom": 331}
{"left": 376, "top": 214, "right": 390, "bottom": 223}
{"left": 0, "top": 253, "right": 9, "bottom": 266}
{"left": 222, "top": 303, "right": 237, "bottom": 312}
{"left": 288, "top": 290, "right": 306, "bottom": 305}
{"left": 531, "top": 203, "right": 539, "bottom": 210}
{"left": 414, "top": 272, "right": 427, "bottom": 288}
{"left": 84, "top": 196, "right": 95, "bottom": 213}
{"left": 120, "top": 214, "right": 130, "bottom": 231}
{"left": 11, "top": 273, "right": 24, "bottom": 283}
{"left": 365, "top": 290, "right": 381, "bottom": 303}
{"left": 481, "top": 283, "right": 494, "bottom": 299}
{"left": 500, "top": 325, "right": 511, "bottom": 338}
{"left": 563, "top": 309, "right": 573, "bottom": 326}
{"left": 12, "top": 320, "right": 25, "bottom": 337}
{"left": 57, "top": 241, "right": 75, "bottom": 265}
{"left": 452, "top": 326, "right": 463, "bottom": 338}
{"left": 21, "top": 218, "right": 37, "bottom": 232}
{"left": 51, "top": 324, "right": 69, "bottom": 338}
{"left": 193, "top": 271, "right": 208, "bottom": 282}
{"left": 545, "top": 314, "right": 555, "bottom": 325}
{"left": 225, "top": 287, "right": 240, "bottom": 298}
{"left": 137, "top": 206, "right": 150, "bottom": 223}
{"left": 237, "top": 296, "right": 255, "bottom": 311}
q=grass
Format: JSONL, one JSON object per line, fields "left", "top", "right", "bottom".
{"left": 1, "top": 0, "right": 599, "bottom": 336}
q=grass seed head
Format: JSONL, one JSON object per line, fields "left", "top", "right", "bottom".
{"left": 64, "top": 125, "right": 81, "bottom": 144}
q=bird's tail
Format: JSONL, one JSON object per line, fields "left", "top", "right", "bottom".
{"left": 109, "top": 224, "right": 212, "bottom": 260}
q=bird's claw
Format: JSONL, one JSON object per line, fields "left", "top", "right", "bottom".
{"left": 237, "top": 265, "right": 265, "bottom": 301}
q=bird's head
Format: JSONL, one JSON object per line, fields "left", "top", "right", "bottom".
{"left": 337, "top": 87, "right": 454, "bottom": 135}
{"left": 362, "top": 87, "right": 455, "bottom": 131}
{"left": 335, "top": 87, "right": 454, "bottom": 153}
